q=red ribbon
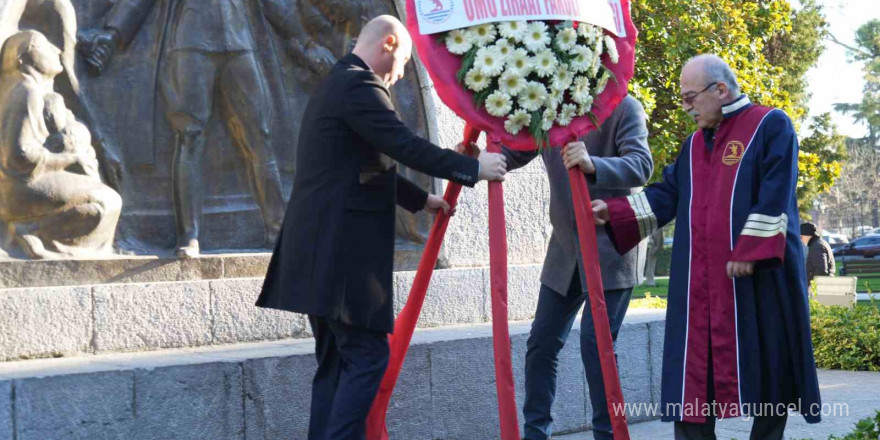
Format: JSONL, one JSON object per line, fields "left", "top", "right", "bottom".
{"left": 568, "top": 167, "right": 630, "bottom": 439}
{"left": 486, "top": 135, "right": 520, "bottom": 440}
{"left": 367, "top": 128, "right": 630, "bottom": 440}
{"left": 366, "top": 125, "right": 482, "bottom": 440}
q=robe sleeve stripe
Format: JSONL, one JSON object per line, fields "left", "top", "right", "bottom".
{"left": 628, "top": 191, "right": 658, "bottom": 240}
{"left": 733, "top": 214, "right": 787, "bottom": 265}
{"left": 741, "top": 213, "right": 787, "bottom": 237}
{"left": 605, "top": 193, "right": 655, "bottom": 254}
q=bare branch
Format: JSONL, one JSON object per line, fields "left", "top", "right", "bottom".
{"left": 826, "top": 32, "right": 871, "bottom": 58}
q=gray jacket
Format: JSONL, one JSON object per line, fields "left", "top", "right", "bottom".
{"left": 504, "top": 96, "right": 653, "bottom": 295}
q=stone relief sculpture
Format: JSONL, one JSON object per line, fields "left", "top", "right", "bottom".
{"left": 0, "top": 30, "right": 121, "bottom": 259}
{"left": 79, "top": 0, "right": 308, "bottom": 257}
{"left": 289, "top": 0, "right": 439, "bottom": 246}
{"left": 0, "top": 0, "right": 123, "bottom": 190}
{"left": 0, "top": 0, "right": 436, "bottom": 259}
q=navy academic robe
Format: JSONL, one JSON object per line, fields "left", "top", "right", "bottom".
{"left": 604, "top": 96, "right": 821, "bottom": 423}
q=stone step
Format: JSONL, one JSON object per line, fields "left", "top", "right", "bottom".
{"left": 0, "top": 311, "right": 665, "bottom": 440}
{"left": 1, "top": 265, "right": 546, "bottom": 362}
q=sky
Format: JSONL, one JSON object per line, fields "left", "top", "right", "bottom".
{"left": 802, "top": 0, "right": 879, "bottom": 138}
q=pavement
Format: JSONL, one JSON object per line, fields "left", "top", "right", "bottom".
{"left": 557, "top": 369, "right": 880, "bottom": 440}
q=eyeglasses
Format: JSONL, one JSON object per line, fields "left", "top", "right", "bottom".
{"left": 681, "top": 82, "right": 718, "bottom": 105}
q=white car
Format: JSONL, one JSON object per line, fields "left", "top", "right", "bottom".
{"left": 822, "top": 232, "right": 849, "bottom": 250}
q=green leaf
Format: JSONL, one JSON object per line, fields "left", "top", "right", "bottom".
{"left": 456, "top": 47, "right": 479, "bottom": 85}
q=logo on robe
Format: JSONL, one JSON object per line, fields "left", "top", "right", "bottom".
{"left": 419, "top": 0, "right": 454, "bottom": 23}
{"left": 722, "top": 141, "right": 746, "bottom": 166}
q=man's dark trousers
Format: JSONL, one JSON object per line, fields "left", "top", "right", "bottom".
{"left": 308, "top": 316, "right": 389, "bottom": 440}
{"left": 523, "top": 269, "right": 633, "bottom": 440}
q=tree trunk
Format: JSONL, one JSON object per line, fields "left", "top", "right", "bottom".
{"left": 644, "top": 229, "right": 664, "bottom": 287}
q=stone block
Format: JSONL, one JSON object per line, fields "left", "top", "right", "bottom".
{"left": 489, "top": 264, "right": 542, "bottom": 322}
{"left": 511, "top": 329, "right": 588, "bottom": 437}
{"left": 616, "top": 323, "right": 654, "bottom": 423}
{"left": 386, "top": 344, "right": 433, "bottom": 440}
{"left": 394, "top": 268, "right": 487, "bottom": 327}
{"left": 210, "top": 279, "right": 307, "bottom": 344}
{"left": 429, "top": 336, "right": 502, "bottom": 439}
{"left": 219, "top": 254, "right": 271, "bottom": 279}
{"left": 0, "top": 255, "right": 226, "bottom": 289}
{"left": 0, "top": 381, "right": 10, "bottom": 440}
{"left": 132, "top": 363, "right": 243, "bottom": 440}
{"left": 15, "top": 371, "right": 134, "bottom": 440}
{"left": 92, "top": 282, "right": 212, "bottom": 353}
{"left": 500, "top": 174, "right": 551, "bottom": 265}
{"left": 443, "top": 162, "right": 550, "bottom": 269}
{"left": 0, "top": 286, "right": 91, "bottom": 361}
{"left": 442, "top": 179, "right": 491, "bottom": 268}
{"left": 648, "top": 320, "right": 666, "bottom": 406}
{"left": 244, "top": 355, "right": 314, "bottom": 440}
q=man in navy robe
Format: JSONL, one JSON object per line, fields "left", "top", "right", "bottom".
{"left": 593, "top": 54, "right": 821, "bottom": 440}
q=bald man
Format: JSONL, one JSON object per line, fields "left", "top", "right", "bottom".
{"left": 592, "top": 54, "right": 821, "bottom": 439}
{"left": 256, "top": 15, "right": 507, "bottom": 440}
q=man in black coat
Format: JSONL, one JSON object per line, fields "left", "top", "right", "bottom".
{"left": 256, "top": 15, "right": 508, "bottom": 440}
{"left": 800, "top": 222, "right": 835, "bottom": 282}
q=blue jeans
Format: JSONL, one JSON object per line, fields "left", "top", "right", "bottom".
{"left": 522, "top": 271, "right": 633, "bottom": 440}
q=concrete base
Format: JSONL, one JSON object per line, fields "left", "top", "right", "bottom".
{"left": 0, "top": 248, "right": 432, "bottom": 289}
{"left": 0, "top": 310, "right": 665, "bottom": 440}
{"left": 1, "top": 265, "right": 545, "bottom": 362}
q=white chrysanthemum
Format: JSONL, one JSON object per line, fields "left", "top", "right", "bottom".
{"left": 494, "top": 39, "right": 514, "bottom": 58}
{"left": 577, "top": 23, "right": 599, "bottom": 42}
{"left": 578, "top": 95, "right": 594, "bottom": 116}
{"left": 604, "top": 35, "right": 619, "bottom": 64}
{"left": 470, "top": 23, "right": 497, "bottom": 46}
{"left": 557, "top": 103, "right": 577, "bottom": 126}
{"left": 541, "top": 107, "right": 558, "bottom": 131}
{"left": 475, "top": 46, "right": 504, "bottom": 77}
{"left": 518, "top": 81, "right": 548, "bottom": 112}
{"left": 485, "top": 90, "right": 513, "bottom": 117}
{"left": 498, "top": 69, "right": 526, "bottom": 96}
{"left": 523, "top": 22, "right": 550, "bottom": 52}
{"left": 555, "top": 27, "right": 578, "bottom": 52}
{"left": 594, "top": 34, "right": 605, "bottom": 58}
{"left": 546, "top": 87, "right": 563, "bottom": 109}
{"left": 533, "top": 49, "right": 558, "bottom": 77}
{"left": 595, "top": 70, "right": 611, "bottom": 94}
{"left": 507, "top": 48, "right": 532, "bottom": 76}
{"left": 552, "top": 65, "right": 574, "bottom": 91}
{"left": 571, "top": 76, "right": 592, "bottom": 104}
{"left": 569, "top": 45, "right": 593, "bottom": 73}
{"left": 504, "top": 109, "right": 531, "bottom": 135}
{"left": 590, "top": 52, "right": 602, "bottom": 77}
{"left": 445, "top": 29, "right": 474, "bottom": 55}
{"left": 498, "top": 21, "right": 527, "bottom": 41}
{"left": 464, "top": 68, "right": 490, "bottom": 92}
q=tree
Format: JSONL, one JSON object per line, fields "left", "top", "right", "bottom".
{"left": 821, "top": 138, "right": 880, "bottom": 235}
{"left": 798, "top": 113, "right": 845, "bottom": 219}
{"left": 628, "top": 0, "right": 834, "bottom": 200}
{"left": 833, "top": 19, "right": 880, "bottom": 149}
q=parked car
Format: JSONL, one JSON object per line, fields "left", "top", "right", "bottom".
{"left": 822, "top": 232, "right": 849, "bottom": 250}
{"left": 867, "top": 227, "right": 880, "bottom": 237}
{"left": 832, "top": 235, "right": 880, "bottom": 258}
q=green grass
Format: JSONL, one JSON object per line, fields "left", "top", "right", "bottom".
{"left": 632, "top": 278, "right": 669, "bottom": 298}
